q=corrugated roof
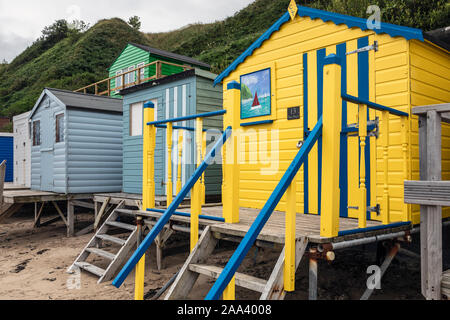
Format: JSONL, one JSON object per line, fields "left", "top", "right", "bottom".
{"left": 214, "top": 5, "right": 428, "bottom": 86}
{"left": 47, "top": 88, "right": 123, "bottom": 113}
{"left": 129, "top": 43, "right": 211, "bottom": 69}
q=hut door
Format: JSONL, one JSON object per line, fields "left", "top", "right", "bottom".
{"left": 302, "top": 37, "right": 375, "bottom": 220}
{"left": 39, "top": 107, "right": 54, "bottom": 191}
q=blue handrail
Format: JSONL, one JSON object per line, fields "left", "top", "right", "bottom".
{"left": 148, "top": 110, "right": 226, "bottom": 126}
{"left": 112, "top": 126, "right": 232, "bottom": 288}
{"left": 205, "top": 117, "right": 323, "bottom": 300}
{"left": 341, "top": 93, "right": 409, "bottom": 117}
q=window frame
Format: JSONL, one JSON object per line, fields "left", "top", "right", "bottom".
{"left": 129, "top": 102, "right": 143, "bottom": 137}
{"left": 32, "top": 120, "right": 41, "bottom": 146}
{"left": 55, "top": 113, "right": 64, "bottom": 143}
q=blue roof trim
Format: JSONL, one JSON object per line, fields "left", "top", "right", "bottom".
{"left": 214, "top": 11, "right": 290, "bottom": 86}
{"left": 214, "top": 6, "right": 424, "bottom": 86}
{"left": 297, "top": 6, "right": 424, "bottom": 41}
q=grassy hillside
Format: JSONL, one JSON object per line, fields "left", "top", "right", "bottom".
{"left": 0, "top": 0, "right": 448, "bottom": 125}
{"left": 0, "top": 18, "right": 148, "bottom": 118}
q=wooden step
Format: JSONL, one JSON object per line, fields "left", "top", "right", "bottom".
{"left": 189, "top": 264, "right": 267, "bottom": 293}
{"left": 96, "top": 234, "right": 126, "bottom": 246}
{"left": 106, "top": 221, "right": 136, "bottom": 231}
{"left": 115, "top": 208, "right": 137, "bottom": 217}
{"left": 75, "top": 262, "right": 105, "bottom": 277}
{"left": 86, "top": 248, "right": 116, "bottom": 261}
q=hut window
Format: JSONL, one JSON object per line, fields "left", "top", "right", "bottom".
{"left": 129, "top": 102, "right": 143, "bottom": 136}
{"left": 55, "top": 114, "right": 64, "bottom": 143}
{"left": 137, "top": 62, "right": 145, "bottom": 80}
{"left": 125, "top": 66, "right": 135, "bottom": 85}
{"left": 116, "top": 70, "right": 123, "bottom": 89}
{"left": 32, "top": 121, "right": 41, "bottom": 146}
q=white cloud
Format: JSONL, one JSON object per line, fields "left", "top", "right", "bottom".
{"left": 0, "top": 0, "right": 255, "bottom": 62}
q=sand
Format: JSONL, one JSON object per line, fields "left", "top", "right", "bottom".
{"left": 1, "top": 205, "right": 445, "bottom": 300}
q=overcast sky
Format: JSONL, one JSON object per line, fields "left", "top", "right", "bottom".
{"left": 0, "top": 0, "right": 255, "bottom": 63}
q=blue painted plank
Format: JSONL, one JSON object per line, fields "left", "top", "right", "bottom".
{"left": 338, "top": 221, "right": 411, "bottom": 236}
{"left": 112, "top": 127, "right": 232, "bottom": 288}
{"left": 205, "top": 117, "right": 323, "bottom": 300}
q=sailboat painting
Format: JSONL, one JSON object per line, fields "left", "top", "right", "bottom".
{"left": 240, "top": 68, "right": 271, "bottom": 119}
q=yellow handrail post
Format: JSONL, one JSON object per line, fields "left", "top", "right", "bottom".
{"left": 167, "top": 123, "right": 173, "bottom": 207}
{"left": 134, "top": 216, "right": 145, "bottom": 300}
{"left": 401, "top": 116, "right": 409, "bottom": 222}
{"left": 223, "top": 276, "right": 236, "bottom": 300}
{"left": 382, "top": 111, "right": 390, "bottom": 224}
{"left": 284, "top": 177, "right": 296, "bottom": 291}
{"left": 136, "top": 102, "right": 156, "bottom": 300}
{"left": 223, "top": 81, "right": 240, "bottom": 224}
{"left": 201, "top": 131, "right": 207, "bottom": 205}
{"left": 176, "top": 131, "right": 183, "bottom": 195}
{"left": 320, "top": 55, "right": 342, "bottom": 238}
{"left": 358, "top": 104, "right": 367, "bottom": 229}
{"left": 190, "top": 118, "right": 203, "bottom": 251}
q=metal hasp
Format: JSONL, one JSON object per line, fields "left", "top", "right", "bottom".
{"left": 205, "top": 117, "right": 323, "bottom": 300}
{"left": 112, "top": 127, "right": 232, "bottom": 288}
{"left": 346, "top": 41, "right": 378, "bottom": 55}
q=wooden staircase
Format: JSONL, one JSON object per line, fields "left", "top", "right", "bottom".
{"left": 164, "top": 226, "right": 308, "bottom": 300}
{"left": 67, "top": 203, "right": 138, "bottom": 283}
{"left": 442, "top": 270, "right": 450, "bottom": 300}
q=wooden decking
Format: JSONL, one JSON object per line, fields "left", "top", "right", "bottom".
{"left": 2, "top": 189, "right": 92, "bottom": 204}
{"left": 137, "top": 206, "right": 412, "bottom": 245}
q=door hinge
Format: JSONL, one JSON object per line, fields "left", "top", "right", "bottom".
{"left": 346, "top": 41, "right": 378, "bottom": 56}
{"left": 348, "top": 204, "right": 380, "bottom": 216}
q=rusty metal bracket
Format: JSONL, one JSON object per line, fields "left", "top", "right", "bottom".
{"left": 308, "top": 245, "right": 335, "bottom": 262}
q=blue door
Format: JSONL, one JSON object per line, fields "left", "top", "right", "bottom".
{"left": 40, "top": 108, "right": 54, "bottom": 191}
{"left": 0, "top": 136, "right": 14, "bottom": 182}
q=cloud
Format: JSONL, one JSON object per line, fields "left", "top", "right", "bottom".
{"left": 0, "top": 0, "right": 255, "bottom": 62}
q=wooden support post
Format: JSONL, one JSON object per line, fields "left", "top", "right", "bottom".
{"left": 284, "top": 178, "right": 296, "bottom": 292}
{"left": 135, "top": 216, "right": 145, "bottom": 301}
{"left": 143, "top": 102, "right": 156, "bottom": 211}
{"left": 223, "top": 276, "right": 236, "bottom": 300}
{"left": 223, "top": 81, "right": 240, "bottom": 224}
{"left": 156, "top": 61, "right": 162, "bottom": 79}
{"left": 67, "top": 200, "right": 74, "bottom": 237}
{"left": 176, "top": 131, "right": 183, "bottom": 195}
{"left": 320, "top": 55, "right": 341, "bottom": 238}
{"left": 358, "top": 103, "right": 367, "bottom": 229}
{"left": 167, "top": 122, "right": 173, "bottom": 207}
{"left": 201, "top": 131, "right": 207, "bottom": 205}
{"left": 420, "top": 110, "right": 442, "bottom": 300}
{"left": 309, "top": 248, "right": 318, "bottom": 300}
{"left": 382, "top": 111, "right": 390, "bottom": 224}
{"left": 401, "top": 116, "right": 409, "bottom": 222}
{"left": 34, "top": 202, "right": 45, "bottom": 228}
{"left": 190, "top": 118, "right": 203, "bottom": 251}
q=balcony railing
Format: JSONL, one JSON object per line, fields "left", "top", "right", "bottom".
{"left": 74, "top": 60, "right": 193, "bottom": 96}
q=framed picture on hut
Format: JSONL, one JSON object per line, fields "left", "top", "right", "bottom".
{"left": 240, "top": 68, "right": 272, "bottom": 120}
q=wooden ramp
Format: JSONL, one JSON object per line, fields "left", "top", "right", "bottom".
{"left": 67, "top": 203, "right": 138, "bottom": 283}
{"left": 164, "top": 226, "right": 308, "bottom": 300}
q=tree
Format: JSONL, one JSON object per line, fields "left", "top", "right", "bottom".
{"left": 128, "top": 16, "right": 142, "bottom": 31}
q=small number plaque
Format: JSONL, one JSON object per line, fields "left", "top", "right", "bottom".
{"left": 287, "top": 106, "right": 300, "bottom": 120}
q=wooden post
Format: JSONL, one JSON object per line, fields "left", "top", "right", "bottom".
{"left": 201, "top": 131, "right": 207, "bottom": 205}
{"left": 320, "top": 54, "right": 342, "bottom": 238}
{"left": 176, "top": 131, "right": 183, "bottom": 195}
{"left": 95, "top": 84, "right": 98, "bottom": 95}
{"left": 223, "top": 276, "right": 236, "bottom": 300}
{"left": 382, "top": 111, "right": 390, "bottom": 224}
{"left": 358, "top": 103, "right": 367, "bottom": 228}
{"left": 107, "top": 80, "right": 111, "bottom": 96}
{"left": 421, "top": 110, "right": 442, "bottom": 300}
{"left": 134, "top": 216, "right": 145, "bottom": 300}
{"left": 223, "top": 81, "right": 240, "bottom": 224}
{"left": 156, "top": 61, "right": 162, "bottom": 79}
{"left": 190, "top": 118, "right": 203, "bottom": 251}
{"left": 122, "top": 74, "right": 125, "bottom": 90}
{"left": 143, "top": 102, "right": 156, "bottom": 211}
{"left": 284, "top": 178, "right": 296, "bottom": 291}
{"left": 401, "top": 116, "right": 409, "bottom": 222}
{"left": 167, "top": 123, "right": 173, "bottom": 207}
{"left": 67, "top": 200, "right": 74, "bottom": 237}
